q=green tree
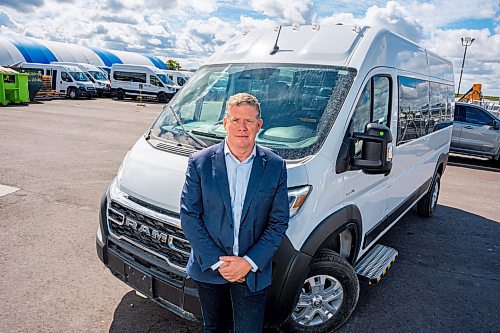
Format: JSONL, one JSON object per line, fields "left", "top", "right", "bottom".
{"left": 166, "top": 59, "right": 182, "bottom": 70}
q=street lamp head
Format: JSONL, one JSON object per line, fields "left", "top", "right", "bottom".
{"left": 461, "top": 37, "right": 475, "bottom": 46}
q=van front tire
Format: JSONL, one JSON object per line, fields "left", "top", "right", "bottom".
{"left": 116, "top": 89, "right": 125, "bottom": 100}
{"left": 283, "top": 249, "right": 359, "bottom": 333}
{"left": 158, "top": 92, "right": 168, "bottom": 103}
{"left": 67, "top": 88, "right": 77, "bottom": 99}
{"left": 417, "top": 172, "right": 441, "bottom": 217}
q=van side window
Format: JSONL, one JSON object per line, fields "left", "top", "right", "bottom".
{"left": 398, "top": 77, "right": 455, "bottom": 145}
{"left": 113, "top": 71, "right": 146, "bottom": 83}
{"left": 351, "top": 75, "right": 391, "bottom": 155}
{"left": 61, "top": 72, "right": 72, "bottom": 82}
{"left": 150, "top": 76, "right": 160, "bottom": 86}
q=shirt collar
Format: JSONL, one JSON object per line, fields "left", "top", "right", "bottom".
{"left": 224, "top": 139, "right": 256, "bottom": 163}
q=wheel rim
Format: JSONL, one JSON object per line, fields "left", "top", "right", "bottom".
{"left": 70, "top": 90, "right": 76, "bottom": 98}
{"left": 291, "top": 274, "right": 344, "bottom": 327}
{"left": 431, "top": 180, "right": 439, "bottom": 209}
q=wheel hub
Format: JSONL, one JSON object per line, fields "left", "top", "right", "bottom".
{"left": 291, "top": 274, "right": 344, "bottom": 327}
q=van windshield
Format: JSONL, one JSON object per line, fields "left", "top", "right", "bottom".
{"left": 157, "top": 74, "right": 174, "bottom": 85}
{"left": 70, "top": 71, "right": 90, "bottom": 82}
{"left": 91, "top": 71, "right": 107, "bottom": 81}
{"left": 150, "top": 64, "right": 356, "bottom": 160}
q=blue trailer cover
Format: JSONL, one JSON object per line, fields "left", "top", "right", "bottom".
{"left": 90, "top": 47, "right": 123, "bottom": 67}
{"left": 142, "top": 54, "right": 168, "bottom": 69}
{"left": 7, "top": 37, "right": 57, "bottom": 64}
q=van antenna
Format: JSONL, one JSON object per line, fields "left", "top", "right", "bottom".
{"left": 270, "top": 25, "right": 282, "bottom": 55}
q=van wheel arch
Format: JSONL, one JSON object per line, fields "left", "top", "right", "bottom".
{"left": 301, "top": 205, "right": 362, "bottom": 265}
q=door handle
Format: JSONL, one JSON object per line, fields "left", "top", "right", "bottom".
{"left": 464, "top": 126, "right": 473, "bottom": 129}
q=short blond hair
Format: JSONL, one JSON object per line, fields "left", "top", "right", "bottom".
{"left": 225, "top": 93, "right": 261, "bottom": 119}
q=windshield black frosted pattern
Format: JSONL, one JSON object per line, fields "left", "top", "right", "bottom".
{"left": 150, "top": 64, "right": 356, "bottom": 160}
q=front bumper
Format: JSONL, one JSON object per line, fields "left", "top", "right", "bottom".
{"left": 96, "top": 236, "right": 201, "bottom": 321}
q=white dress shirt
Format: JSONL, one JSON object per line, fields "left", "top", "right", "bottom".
{"left": 210, "top": 140, "right": 258, "bottom": 273}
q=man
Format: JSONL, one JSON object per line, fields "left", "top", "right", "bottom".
{"left": 180, "top": 93, "right": 289, "bottom": 333}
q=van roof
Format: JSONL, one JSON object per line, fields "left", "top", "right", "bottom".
{"left": 206, "top": 25, "right": 453, "bottom": 83}
{"left": 111, "top": 63, "right": 162, "bottom": 74}
{"left": 51, "top": 62, "right": 102, "bottom": 72}
{"left": 20, "top": 62, "right": 84, "bottom": 72}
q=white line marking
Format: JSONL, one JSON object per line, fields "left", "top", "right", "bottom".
{"left": 0, "top": 184, "right": 20, "bottom": 197}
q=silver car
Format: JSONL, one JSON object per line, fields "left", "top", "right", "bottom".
{"left": 451, "top": 102, "right": 500, "bottom": 160}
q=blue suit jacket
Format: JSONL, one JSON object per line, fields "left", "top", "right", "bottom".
{"left": 180, "top": 141, "right": 289, "bottom": 292}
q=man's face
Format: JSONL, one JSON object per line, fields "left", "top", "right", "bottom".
{"left": 223, "top": 104, "right": 263, "bottom": 151}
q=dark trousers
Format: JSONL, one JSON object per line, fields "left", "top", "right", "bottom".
{"left": 196, "top": 281, "right": 267, "bottom": 333}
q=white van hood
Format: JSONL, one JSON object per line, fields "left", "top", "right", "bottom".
{"left": 117, "top": 137, "right": 189, "bottom": 213}
{"left": 115, "top": 137, "right": 310, "bottom": 214}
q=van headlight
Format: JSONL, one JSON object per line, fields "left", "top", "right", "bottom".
{"left": 288, "top": 185, "right": 311, "bottom": 217}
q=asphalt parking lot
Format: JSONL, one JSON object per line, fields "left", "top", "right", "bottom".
{"left": 0, "top": 99, "right": 498, "bottom": 333}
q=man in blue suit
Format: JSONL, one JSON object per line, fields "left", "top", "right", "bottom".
{"left": 180, "top": 93, "right": 289, "bottom": 333}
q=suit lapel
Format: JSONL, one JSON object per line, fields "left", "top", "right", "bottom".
{"left": 241, "top": 146, "right": 267, "bottom": 224}
{"left": 212, "top": 143, "right": 234, "bottom": 225}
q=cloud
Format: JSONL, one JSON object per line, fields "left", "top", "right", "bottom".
{"left": 320, "top": 1, "right": 424, "bottom": 42}
{"left": 251, "top": 0, "right": 314, "bottom": 25}
{"left": 0, "top": 10, "right": 20, "bottom": 29}
{"left": 0, "top": 0, "right": 44, "bottom": 12}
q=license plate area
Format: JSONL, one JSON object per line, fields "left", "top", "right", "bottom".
{"left": 125, "top": 264, "right": 153, "bottom": 298}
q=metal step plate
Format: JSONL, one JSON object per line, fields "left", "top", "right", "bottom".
{"left": 355, "top": 244, "right": 398, "bottom": 285}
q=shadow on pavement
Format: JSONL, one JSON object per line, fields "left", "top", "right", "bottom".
{"left": 110, "top": 205, "right": 499, "bottom": 333}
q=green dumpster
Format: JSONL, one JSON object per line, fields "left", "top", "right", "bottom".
{"left": 0, "top": 66, "right": 30, "bottom": 106}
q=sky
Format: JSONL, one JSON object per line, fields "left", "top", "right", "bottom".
{"left": 0, "top": 0, "right": 499, "bottom": 96}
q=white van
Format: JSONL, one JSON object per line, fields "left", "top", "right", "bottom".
{"left": 96, "top": 25, "right": 454, "bottom": 332}
{"left": 164, "top": 69, "right": 191, "bottom": 87}
{"left": 110, "top": 64, "right": 179, "bottom": 103}
{"left": 19, "top": 62, "right": 96, "bottom": 98}
{"left": 52, "top": 62, "right": 111, "bottom": 97}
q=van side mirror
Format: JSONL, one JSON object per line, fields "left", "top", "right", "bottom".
{"left": 351, "top": 123, "right": 393, "bottom": 175}
{"left": 158, "top": 82, "right": 164, "bottom": 87}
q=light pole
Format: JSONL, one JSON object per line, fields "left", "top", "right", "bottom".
{"left": 457, "top": 37, "right": 475, "bottom": 95}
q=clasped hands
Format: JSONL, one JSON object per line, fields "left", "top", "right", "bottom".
{"left": 218, "top": 256, "right": 252, "bottom": 283}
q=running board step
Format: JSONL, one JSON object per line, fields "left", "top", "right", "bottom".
{"left": 354, "top": 244, "right": 398, "bottom": 285}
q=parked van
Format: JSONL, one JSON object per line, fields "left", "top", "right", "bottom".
{"left": 96, "top": 25, "right": 454, "bottom": 332}
{"left": 164, "top": 69, "right": 191, "bottom": 87}
{"left": 110, "top": 64, "right": 179, "bottom": 103}
{"left": 52, "top": 62, "right": 111, "bottom": 96}
{"left": 19, "top": 62, "right": 96, "bottom": 98}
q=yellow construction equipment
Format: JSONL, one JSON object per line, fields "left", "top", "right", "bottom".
{"left": 458, "top": 83, "right": 483, "bottom": 103}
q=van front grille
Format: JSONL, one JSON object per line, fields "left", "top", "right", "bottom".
{"left": 107, "top": 200, "right": 190, "bottom": 271}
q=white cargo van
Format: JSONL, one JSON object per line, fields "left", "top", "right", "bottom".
{"left": 52, "top": 62, "right": 111, "bottom": 97}
{"left": 97, "top": 25, "right": 454, "bottom": 332}
{"left": 164, "top": 69, "right": 191, "bottom": 87}
{"left": 19, "top": 62, "right": 96, "bottom": 98}
{"left": 111, "top": 64, "right": 179, "bottom": 103}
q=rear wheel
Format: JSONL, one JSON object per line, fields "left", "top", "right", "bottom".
{"left": 283, "top": 249, "right": 359, "bottom": 333}
{"left": 116, "top": 89, "right": 125, "bottom": 100}
{"left": 417, "top": 172, "right": 441, "bottom": 217}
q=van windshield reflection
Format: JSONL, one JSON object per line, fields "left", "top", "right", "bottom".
{"left": 151, "top": 64, "right": 356, "bottom": 159}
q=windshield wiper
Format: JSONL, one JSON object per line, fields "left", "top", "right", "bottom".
{"left": 191, "top": 129, "right": 226, "bottom": 139}
{"left": 168, "top": 105, "right": 207, "bottom": 149}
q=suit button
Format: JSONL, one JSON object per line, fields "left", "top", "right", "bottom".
{"left": 229, "top": 224, "right": 233, "bottom": 228}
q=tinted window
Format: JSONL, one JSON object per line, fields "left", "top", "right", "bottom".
{"left": 454, "top": 104, "right": 466, "bottom": 122}
{"left": 351, "top": 75, "right": 391, "bottom": 155}
{"left": 398, "top": 77, "right": 429, "bottom": 144}
{"left": 466, "top": 107, "right": 493, "bottom": 125}
{"left": 61, "top": 71, "right": 72, "bottom": 82}
{"left": 113, "top": 71, "right": 146, "bottom": 83}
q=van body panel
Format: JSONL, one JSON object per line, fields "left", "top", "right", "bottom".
{"left": 111, "top": 64, "right": 178, "bottom": 101}
{"left": 19, "top": 62, "right": 96, "bottom": 97}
